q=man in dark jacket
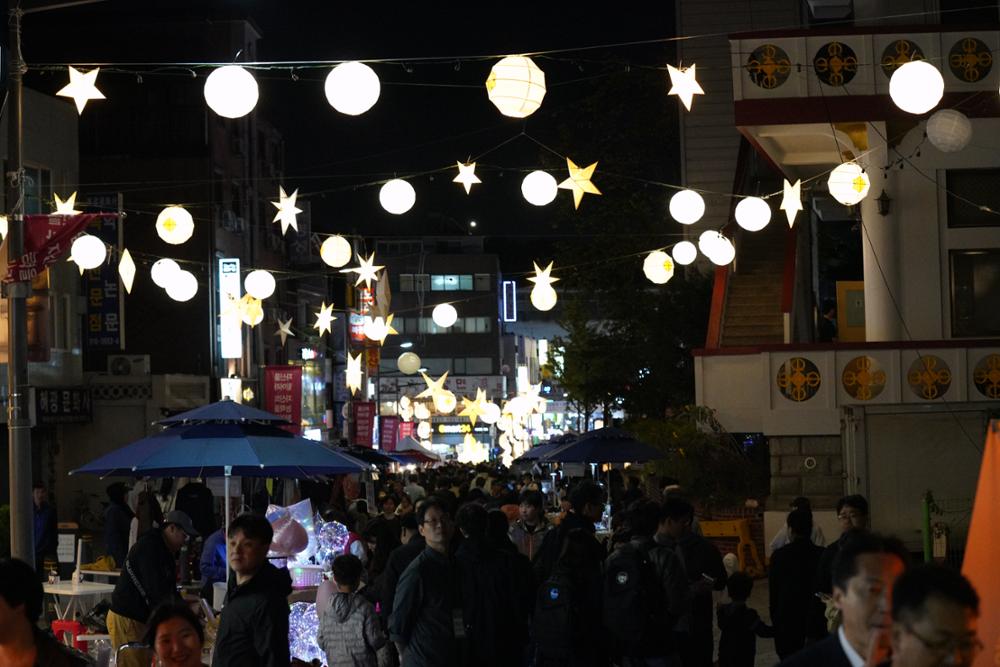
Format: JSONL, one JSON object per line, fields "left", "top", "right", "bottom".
{"left": 817, "top": 495, "right": 869, "bottom": 595}
{"left": 212, "top": 513, "right": 292, "bottom": 667}
{"left": 532, "top": 479, "right": 606, "bottom": 584}
{"left": 108, "top": 509, "right": 197, "bottom": 667}
{"left": 380, "top": 512, "right": 425, "bottom": 621}
{"left": 32, "top": 482, "right": 57, "bottom": 572}
{"left": 769, "top": 508, "right": 827, "bottom": 659}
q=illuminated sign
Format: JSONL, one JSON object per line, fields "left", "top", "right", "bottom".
{"left": 502, "top": 280, "right": 517, "bottom": 322}
{"left": 219, "top": 258, "right": 242, "bottom": 359}
{"left": 436, "top": 423, "right": 490, "bottom": 434}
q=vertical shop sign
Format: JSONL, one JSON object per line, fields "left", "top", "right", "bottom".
{"left": 353, "top": 401, "right": 376, "bottom": 447}
{"left": 264, "top": 365, "right": 303, "bottom": 434}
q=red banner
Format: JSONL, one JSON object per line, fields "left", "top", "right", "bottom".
{"left": 264, "top": 365, "right": 303, "bottom": 434}
{"left": 4, "top": 214, "right": 103, "bottom": 283}
{"left": 352, "top": 402, "right": 376, "bottom": 447}
{"left": 396, "top": 422, "right": 415, "bottom": 451}
{"left": 379, "top": 416, "right": 400, "bottom": 451}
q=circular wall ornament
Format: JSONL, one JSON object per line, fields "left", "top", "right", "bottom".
{"left": 746, "top": 44, "right": 791, "bottom": 90}
{"left": 776, "top": 357, "right": 822, "bottom": 402}
{"left": 949, "top": 37, "right": 993, "bottom": 82}
{"left": 907, "top": 355, "right": 952, "bottom": 400}
{"left": 841, "top": 355, "right": 887, "bottom": 401}
{"left": 973, "top": 354, "right": 1000, "bottom": 399}
{"left": 880, "top": 39, "right": 924, "bottom": 78}
{"left": 814, "top": 42, "right": 858, "bottom": 87}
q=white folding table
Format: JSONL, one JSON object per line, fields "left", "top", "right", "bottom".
{"left": 42, "top": 581, "right": 116, "bottom": 620}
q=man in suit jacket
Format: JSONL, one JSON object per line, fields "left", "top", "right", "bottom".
{"left": 769, "top": 508, "right": 827, "bottom": 660}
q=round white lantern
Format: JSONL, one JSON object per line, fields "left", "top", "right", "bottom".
{"left": 698, "top": 230, "right": 723, "bottom": 256}
{"left": 244, "top": 270, "right": 275, "bottom": 300}
{"left": 521, "top": 171, "right": 559, "bottom": 206}
{"left": 165, "top": 269, "right": 198, "bottom": 302}
{"left": 324, "top": 62, "right": 380, "bottom": 116}
{"left": 672, "top": 241, "right": 698, "bottom": 266}
{"left": 431, "top": 303, "right": 458, "bottom": 328}
{"left": 480, "top": 401, "right": 501, "bottom": 425}
{"left": 155, "top": 206, "right": 195, "bottom": 245}
{"left": 413, "top": 402, "right": 431, "bottom": 421}
{"left": 486, "top": 56, "right": 546, "bottom": 118}
{"left": 433, "top": 391, "right": 457, "bottom": 415}
{"left": 203, "top": 65, "right": 259, "bottom": 119}
{"left": 889, "top": 60, "right": 944, "bottom": 115}
{"left": 397, "top": 352, "right": 421, "bottom": 375}
{"left": 668, "top": 189, "right": 706, "bottom": 225}
{"left": 708, "top": 235, "right": 736, "bottom": 266}
{"left": 926, "top": 109, "right": 972, "bottom": 153}
{"left": 363, "top": 316, "right": 389, "bottom": 342}
{"left": 379, "top": 179, "right": 416, "bottom": 215}
{"left": 416, "top": 421, "right": 432, "bottom": 440}
{"left": 70, "top": 234, "right": 106, "bottom": 270}
{"left": 530, "top": 284, "right": 558, "bottom": 311}
{"left": 735, "top": 197, "right": 771, "bottom": 232}
{"left": 642, "top": 250, "right": 675, "bottom": 284}
{"left": 828, "top": 162, "right": 871, "bottom": 206}
{"left": 151, "top": 258, "right": 180, "bottom": 288}
{"left": 320, "top": 235, "right": 352, "bottom": 268}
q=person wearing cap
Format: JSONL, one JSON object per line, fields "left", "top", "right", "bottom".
{"left": 108, "top": 509, "right": 198, "bottom": 667}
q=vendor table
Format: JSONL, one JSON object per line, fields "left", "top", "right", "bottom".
{"left": 43, "top": 581, "right": 116, "bottom": 620}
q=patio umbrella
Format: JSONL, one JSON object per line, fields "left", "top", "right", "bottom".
{"left": 392, "top": 437, "right": 441, "bottom": 464}
{"left": 539, "top": 427, "right": 665, "bottom": 464}
{"left": 513, "top": 433, "right": 577, "bottom": 462}
{"left": 334, "top": 445, "right": 397, "bottom": 467}
{"left": 157, "top": 399, "right": 292, "bottom": 426}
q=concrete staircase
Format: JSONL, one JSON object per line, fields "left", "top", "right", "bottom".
{"left": 720, "top": 222, "right": 787, "bottom": 347}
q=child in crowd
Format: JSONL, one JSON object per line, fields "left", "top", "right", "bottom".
{"left": 317, "top": 554, "right": 387, "bottom": 667}
{"left": 716, "top": 572, "right": 774, "bottom": 667}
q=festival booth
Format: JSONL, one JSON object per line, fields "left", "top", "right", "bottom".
{"left": 388, "top": 436, "right": 443, "bottom": 468}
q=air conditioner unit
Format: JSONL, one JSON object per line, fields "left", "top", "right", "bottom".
{"left": 107, "top": 354, "right": 151, "bottom": 376}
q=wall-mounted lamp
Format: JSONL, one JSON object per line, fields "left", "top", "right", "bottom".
{"left": 876, "top": 189, "right": 892, "bottom": 216}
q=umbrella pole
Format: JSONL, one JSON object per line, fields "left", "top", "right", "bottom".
{"left": 224, "top": 466, "right": 232, "bottom": 585}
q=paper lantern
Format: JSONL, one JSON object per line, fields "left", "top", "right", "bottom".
{"left": 155, "top": 206, "right": 195, "bottom": 245}
{"left": 416, "top": 421, "right": 432, "bottom": 440}
{"left": 486, "top": 56, "right": 546, "bottom": 118}
{"left": 397, "top": 352, "right": 421, "bottom": 375}
{"left": 244, "top": 270, "right": 275, "bottom": 300}
{"left": 828, "top": 162, "right": 870, "bottom": 206}
{"left": 530, "top": 285, "right": 558, "bottom": 311}
{"left": 379, "top": 179, "right": 416, "bottom": 215}
{"left": 735, "top": 197, "right": 771, "bottom": 232}
{"left": 0, "top": 215, "right": 7, "bottom": 239}
{"left": 433, "top": 390, "right": 457, "bottom": 415}
{"left": 926, "top": 109, "right": 972, "bottom": 153}
{"left": 320, "top": 236, "right": 353, "bottom": 268}
{"left": 521, "top": 171, "right": 558, "bottom": 206}
{"left": 165, "top": 269, "right": 198, "bottom": 302}
{"left": 480, "top": 401, "right": 501, "bottom": 425}
{"left": 432, "top": 303, "right": 458, "bottom": 328}
{"left": 413, "top": 403, "right": 431, "bottom": 421}
{"left": 672, "top": 241, "right": 697, "bottom": 266}
{"left": 324, "top": 62, "right": 380, "bottom": 116}
{"left": 151, "top": 258, "right": 180, "bottom": 288}
{"left": 889, "top": 60, "right": 943, "bottom": 115}
{"left": 708, "top": 235, "right": 736, "bottom": 266}
{"left": 642, "top": 250, "right": 675, "bottom": 285}
{"left": 698, "top": 230, "right": 724, "bottom": 257}
{"left": 203, "top": 65, "right": 259, "bottom": 119}
{"left": 668, "top": 189, "right": 705, "bottom": 225}
{"left": 70, "top": 235, "right": 106, "bottom": 270}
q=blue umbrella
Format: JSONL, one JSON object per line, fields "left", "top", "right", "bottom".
{"left": 157, "top": 399, "right": 291, "bottom": 426}
{"left": 514, "top": 433, "right": 577, "bottom": 462}
{"left": 539, "top": 427, "right": 665, "bottom": 464}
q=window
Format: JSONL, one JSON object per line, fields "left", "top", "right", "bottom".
{"left": 474, "top": 273, "right": 492, "bottom": 291}
{"left": 414, "top": 274, "right": 429, "bottom": 292}
{"left": 453, "top": 358, "right": 466, "bottom": 373}
{"left": 399, "top": 274, "right": 414, "bottom": 292}
{"left": 465, "top": 317, "right": 491, "bottom": 333}
{"left": 430, "top": 274, "right": 474, "bottom": 291}
{"left": 466, "top": 358, "right": 493, "bottom": 374}
{"left": 951, "top": 249, "right": 1000, "bottom": 337}
{"left": 23, "top": 166, "right": 52, "bottom": 215}
{"left": 946, "top": 169, "right": 1000, "bottom": 228}
{"left": 422, "top": 358, "right": 452, "bottom": 374}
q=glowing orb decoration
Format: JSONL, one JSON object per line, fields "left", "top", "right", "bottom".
{"left": 828, "top": 162, "right": 871, "bottom": 206}
{"left": 165, "top": 269, "right": 198, "bottom": 302}
{"left": 244, "top": 270, "right": 276, "bottom": 300}
{"left": 707, "top": 235, "right": 736, "bottom": 266}
{"left": 203, "top": 65, "right": 259, "bottom": 119}
{"left": 698, "top": 230, "right": 723, "bottom": 257}
{"left": 480, "top": 401, "right": 501, "bottom": 425}
{"left": 433, "top": 390, "right": 457, "bottom": 415}
{"left": 735, "top": 197, "right": 771, "bottom": 232}
{"left": 397, "top": 352, "right": 421, "bottom": 375}
{"left": 521, "top": 171, "right": 559, "bottom": 206}
{"left": 289, "top": 602, "right": 324, "bottom": 664}
{"left": 0, "top": 215, "right": 7, "bottom": 239}
{"left": 668, "top": 189, "right": 706, "bottom": 225}
{"left": 70, "top": 234, "right": 106, "bottom": 270}
{"left": 379, "top": 179, "right": 416, "bottom": 215}
{"left": 320, "top": 235, "right": 353, "bottom": 268}
{"left": 155, "top": 206, "right": 195, "bottom": 245}
{"left": 240, "top": 296, "right": 264, "bottom": 327}
{"left": 316, "top": 520, "right": 350, "bottom": 563}
{"left": 431, "top": 303, "right": 458, "bottom": 328}
{"left": 414, "top": 402, "right": 431, "bottom": 421}
{"left": 324, "top": 61, "right": 380, "bottom": 116}
{"left": 486, "top": 56, "right": 546, "bottom": 118}
{"left": 642, "top": 250, "right": 675, "bottom": 285}
{"left": 926, "top": 109, "right": 972, "bottom": 153}
{"left": 672, "top": 241, "right": 697, "bottom": 265}
{"left": 889, "top": 60, "right": 943, "bottom": 115}
{"left": 416, "top": 421, "right": 432, "bottom": 440}
{"left": 530, "top": 285, "right": 558, "bottom": 311}
{"left": 151, "top": 258, "right": 180, "bottom": 288}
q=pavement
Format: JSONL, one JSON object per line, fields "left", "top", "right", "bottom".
{"left": 711, "top": 576, "right": 780, "bottom": 667}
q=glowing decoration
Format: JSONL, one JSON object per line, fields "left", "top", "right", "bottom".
{"left": 316, "top": 520, "right": 350, "bottom": 563}
{"left": 118, "top": 249, "right": 136, "bottom": 293}
{"left": 480, "top": 401, "right": 501, "bottom": 425}
{"left": 433, "top": 390, "right": 457, "bottom": 415}
{"left": 155, "top": 205, "right": 195, "bottom": 245}
{"left": 397, "top": 352, "right": 421, "bottom": 375}
{"left": 289, "top": 602, "right": 323, "bottom": 664}
{"left": 642, "top": 250, "right": 675, "bottom": 285}
{"left": 203, "top": 65, "right": 259, "bottom": 119}
{"left": 926, "top": 109, "right": 972, "bottom": 153}
{"left": 521, "top": 171, "right": 559, "bottom": 206}
{"left": 415, "top": 371, "right": 449, "bottom": 400}
{"left": 70, "top": 235, "right": 106, "bottom": 270}
{"left": 413, "top": 402, "right": 431, "bottom": 421}
{"left": 889, "top": 60, "right": 943, "bottom": 115}
{"left": 313, "top": 301, "right": 336, "bottom": 336}
{"left": 151, "top": 258, "right": 180, "bottom": 288}
{"left": 244, "top": 270, "right": 276, "bottom": 300}
{"left": 735, "top": 197, "right": 771, "bottom": 232}
{"left": 0, "top": 215, "right": 7, "bottom": 239}
{"left": 341, "top": 252, "right": 384, "bottom": 289}
{"left": 672, "top": 241, "right": 697, "bottom": 266}
{"left": 485, "top": 55, "right": 546, "bottom": 118}
{"left": 699, "top": 231, "right": 736, "bottom": 266}
{"left": 780, "top": 179, "right": 803, "bottom": 228}
{"left": 528, "top": 261, "right": 559, "bottom": 290}
{"left": 669, "top": 189, "right": 705, "bottom": 225}
{"left": 345, "top": 352, "right": 363, "bottom": 395}
{"left": 453, "top": 162, "right": 481, "bottom": 194}
{"left": 165, "top": 269, "right": 198, "bottom": 302}
{"left": 275, "top": 318, "right": 294, "bottom": 347}
{"left": 324, "top": 61, "right": 380, "bottom": 116}
{"left": 457, "top": 433, "right": 489, "bottom": 465}
{"left": 459, "top": 388, "right": 488, "bottom": 426}
{"left": 416, "top": 421, "right": 432, "bottom": 440}
{"left": 528, "top": 261, "right": 559, "bottom": 311}
{"left": 363, "top": 314, "right": 397, "bottom": 345}
{"left": 271, "top": 187, "right": 302, "bottom": 236}
{"left": 379, "top": 179, "right": 416, "bottom": 215}
{"left": 53, "top": 192, "right": 81, "bottom": 215}
{"left": 431, "top": 303, "right": 458, "bottom": 328}
{"left": 57, "top": 66, "right": 105, "bottom": 114}
{"left": 320, "top": 235, "right": 353, "bottom": 268}
{"left": 240, "top": 295, "right": 264, "bottom": 327}
{"left": 828, "top": 162, "right": 870, "bottom": 206}
{"left": 667, "top": 63, "right": 704, "bottom": 111}
{"left": 558, "top": 158, "right": 601, "bottom": 210}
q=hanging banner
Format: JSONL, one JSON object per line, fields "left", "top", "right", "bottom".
{"left": 379, "top": 416, "right": 400, "bottom": 451}
{"left": 264, "top": 365, "right": 303, "bottom": 434}
{"left": 353, "top": 401, "right": 376, "bottom": 447}
{"left": 4, "top": 213, "right": 103, "bottom": 283}
{"left": 396, "top": 422, "right": 414, "bottom": 450}
{"left": 84, "top": 212, "right": 123, "bottom": 350}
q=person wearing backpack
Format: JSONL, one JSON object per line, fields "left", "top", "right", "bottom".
{"left": 532, "top": 479, "right": 606, "bottom": 584}
{"left": 604, "top": 500, "right": 688, "bottom": 666}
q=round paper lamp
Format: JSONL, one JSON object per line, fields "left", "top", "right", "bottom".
{"left": 155, "top": 206, "right": 195, "bottom": 245}
{"left": 379, "top": 179, "right": 416, "bottom": 215}
{"left": 433, "top": 391, "right": 457, "bottom": 415}
{"left": 363, "top": 316, "right": 388, "bottom": 342}
{"left": 320, "top": 235, "right": 352, "bottom": 268}
{"left": 642, "top": 251, "right": 675, "bottom": 284}
{"left": 244, "top": 270, "right": 275, "bottom": 300}
{"left": 165, "top": 269, "right": 198, "bottom": 302}
{"left": 203, "top": 65, "right": 259, "bottom": 119}
{"left": 698, "top": 230, "right": 723, "bottom": 257}
{"left": 735, "top": 197, "right": 771, "bottom": 232}
{"left": 324, "top": 62, "right": 380, "bottom": 116}
{"left": 668, "top": 189, "right": 706, "bottom": 225}
{"left": 486, "top": 56, "right": 546, "bottom": 118}
{"left": 672, "top": 241, "right": 697, "bottom": 266}
{"left": 926, "top": 109, "right": 972, "bottom": 153}
{"left": 521, "top": 171, "right": 559, "bottom": 206}
{"left": 480, "top": 401, "right": 501, "bottom": 425}
{"left": 397, "top": 352, "right": 421, "bottom": 375}
{"left": 70, "top": 235, "right": 106, "bottom": 270}
{"left": 530, "top": 285, "right": 557, "bottom": 311}
{"left": 432, "top": 303, "right": 458, "bottom": 328}
{"left": 828, "top": 162, "right": 870, "bottom": 206}
{"left": 708, "top": 235, "right": 736, "bottom": 265}
{"left": 413, "top": 403, "right": 431, "bottom": 421}
{"left": 889, "top": 60, "right": 943, "bottom": 115}
{"left": 416, "top": 421, "right": 432, "bottom": 440}
{"left": 151, "top": 258, "right": 180, "bottom": 288}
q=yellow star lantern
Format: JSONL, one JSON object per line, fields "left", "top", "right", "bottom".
{"left": 666, "top": 64, "right": 704, "bottom": 111}
{"left": 271, "top": 186, "right": 302, "bottom": 236}
{"left": 53, "top": 192, "right": 81, "bottom": 215}
{"left": 453, "top": 162, "right": 481, "bottom": 194}
{"left": 415, "top": 371, "right": 449, "bottom": 400}
{"left": 558, "top": 158, "right": 601, "bottom": 209}
{"left": 346, "top": 352, "right": 363, "bottom": 395}
{"left": 459, "top": 388, "right": 489, "bottom": 426}
{"left": 275, "top": 317, "right": 294, "bottom": 346}
{"left": 341, "top": 252, "right": 384, "bottom": 289}
{"left": 239, "top": 295, "right": 264, "bottom": 327}
{"left": 528, "top": 261, "right": 559, "bottom": 290}
{"left": 57, "top": 66, "right": 105, "bottom": 114}
{"left": 313, "top": 301, "right": 336, "bottom": 336}
{"left": 528, "top": 261, "right": 559, "bottom": 311}
{"left": 780, "top": 179, "right": 804, "bottom": 228}
{"left": 118, "top": 249, "right": 136, "bottom": 294}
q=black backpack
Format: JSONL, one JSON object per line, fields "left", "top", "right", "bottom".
{"left": 532, "top": 569, "right": 576, "bottom": 662}
{"left": 603, "top": 541, "right": 667, "bottom": 646}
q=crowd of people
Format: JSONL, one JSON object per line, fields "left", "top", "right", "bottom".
{"left": 0, "top": 466, "right": 986, "bottom": 667}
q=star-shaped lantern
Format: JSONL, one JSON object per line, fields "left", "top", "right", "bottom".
{"left": 271, "top": 186, "right": 302, "bottom": 236}
{"left": 558, "top": 158, "right": 601, "bottom": 209}
{"left": 667, "top": 64, "right": 704, "bottom": 111}
{"left": 275, "top": 317, "right": 295, "bottom": 346}
{"left": 313, "top": 301, "right": 336, "bottom": 336}
{"left": 527, "top": 261, "right": 560, "bottom": 290}
{"left": 118, "top": 249, "right": 136, "bottom": 294}
{"left": 415, "top": 371, "right": 449, "bottom": 400}
{"left": 346, "top": 352, "right": 363, "bottom": 395}
{"left": 780, "top": 179, "right": 804, "bottom": 228}
{"left": 340, "top": 252, "right": 384, "bottom": 289}
{"left": 57, "top": 66, "right": 105, "bottom": 114}
{"left": 459, "top": 388, "right": 489, "bottom": 426}
{"left": 363, "top": 313, "right": 398, "bottom": 345}
{"left": 53, "top": 192, "right": 81, "bottom": 215}
{"left": 453, "top": 162, "right": 481, "bottom": 194}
